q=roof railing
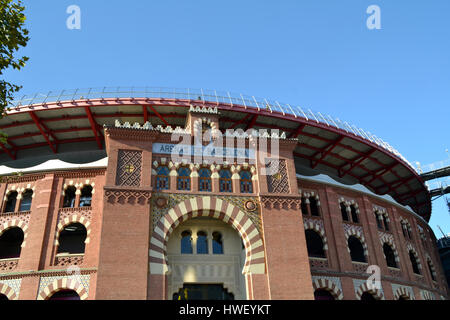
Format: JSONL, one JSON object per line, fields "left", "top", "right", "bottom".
{"left": 8, "top": 86, "right": 418, "bottom": 173}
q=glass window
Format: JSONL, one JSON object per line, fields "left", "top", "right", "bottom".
{"left": 212, "top": 231, "right": 223, "bottom": 254}
{"left": 79, "top": 185, "right": 92, "bottom": 207}
{"left": 350, "top": 205, "right": 359, "bottom": 223}
{"left": 63, "top": 186, "right": 76, "bottom": 208}
{"left": 181, "top": 230, "right": 193, "bottom": 254}
{"left": 198, "top": 168, "right": 212, "bottom": 192}
{"left": 375, "top": 212, "right": 383, "bottom": 229}
{"left": 340, "top": 203, "right": 349, "bottom": 221}
{"left": 239, "top": 170, "right": 253, "bottom": 193}
{"left": 156, "top": 166, "right": 170, "bottom": 190}
{"left": 177, "top": 167, "right": 191, "bottom": 191}
{"left": 19, "top": 190, "right": 33, "bottom": 211}
{"left": 4, "top": 191, "right": 18, "bottom": 213}
{"left": 309, "top": 197, "right": 320, "bottom": 216}
{"left": 383, "top": 243, "right": 397, "bottom": 268}
{"left": 219, "top": 169, "right": 232, "bottom": 192}
{"left": 57, "top": 223, "right": 87, "bottom": 254}
{"left": 196, "top": 231, "right": 208, "bottom": 254}
{"left": 383, "top": 215, "right": 390, "bottom": 231}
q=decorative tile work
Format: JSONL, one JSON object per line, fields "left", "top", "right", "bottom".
{"left": 353, "top": 278, "right": 384, "bottom": 299}
{"left": 391, "top": 283, "right": 415, "bottom": 300}
{"left": 151, "top": 193, "right": 262, "bottom": 233}
{"left": 0, "top": 278, "right": 22, "bottom": 299}
{"left": 0, "top": 211, "right": 31, "bottom": 227}
{"left": 266, "top": 159, "right": 289, "bottom": 193}
{"left": 115, "top": 149, "right": 142, "bottom": 187}
{"left": 58, "top": 207, "right": 92, "bottom": 222}
{"left": 38, "top": 274, "right": 91, "bottom": 295}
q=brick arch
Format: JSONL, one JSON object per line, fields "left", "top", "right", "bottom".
{"left": 406, "top": 244, "right": 422, "bottom": 271}
{"left": 0, "top": 219, "right": 28, "bottom": 248}
{"left": 355, "top": 282, "right": 384, "bottom": 300}
{"left": 312, "top": 279, "right": 343, "bottom": 300}
{"left": 303, "top": 221, "right": 328, "bottom": 251}
{"left": 149, "top": 196, "right": 265, "bottom": 275}
{"left": 0, "top": 283, "right": 18, "bottom": 300}
{"left": 37, "top": 278, "right": 88, "bottom": 300}
{"left": 394, "top": 287, "right": 414, "bottom": 300}
{"left": 54, "top": 215, "right": 91, "bottom": 246}
{"left": 344, "top": 229, "right": 369, "bottom": 257}
{"left": 420, "top": 290, "right": 434, "bottom": 300}
{"left": 380, "top": 235, "right": 400, "bottom": 264}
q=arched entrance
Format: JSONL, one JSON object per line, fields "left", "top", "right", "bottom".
{"left": 149, "top": 196, "right": 266, "bottom": 300}
{"left": 166, "top": 217, "right": 246, "bottom": 300}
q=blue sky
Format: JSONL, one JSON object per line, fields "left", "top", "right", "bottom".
{"left": 5, "top": 0, "right": 450, "bottom": 236}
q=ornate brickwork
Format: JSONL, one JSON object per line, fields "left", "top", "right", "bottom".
{"left": 105, "top": 188, "right": 151, "bottom": 205}
{"left": 311, "top": 276, "right": 343, "bottom": 300}
{"left": 54, "top": 254, "right": 85, "bottom": 267}
{"left": 353, "top": 278, "right": 384, "bottom": 300}
{"left": 309, "top": 258, "right": 329, "bottom": 270}
{"left": 0, "top": 278, "right": 21, "bottom": 300}
{"left": 115, "top": 149, "right": 142, "bottom": 187}
{"left": 58, "top": 207, "right": 92, "bottom": 222}
{"left": 38, "top": 274, "right": 90, "bottom": 300}
{"left": 0, "top": 258, "right": 19, "bottom": 272}
{"left": 0, "top": 211, "right": 31, "bottom": 226}
{"left": 261, "top": 195, "right": 301, "bottom": 210}
{"left": 392, "top": 283, "right": 415, "bottom": 300}
{"left": 420, "top": 289, "right": 435, "bottom": 300}
{"left": 266, "top": 159, "right": 289, "bottom": 193}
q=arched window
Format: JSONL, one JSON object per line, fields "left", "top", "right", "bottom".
{"left": 340, "top": 203, "right": 349, "bottom": 221}
{"left": 305, "top": 229, "right": 325, "bottom": 258}
{"left": 427, "top": 259, "right": 436, "bottom": 281}
{"left": 79, "top": 185, "right": 92, "bottom": 207}
{"left": 198, "top": 168, "right": 212, "bottom": 192}
{"left": 375, "top": 212, "right": 383, "bottom": 229}
{"left": 63, "top": 186, "right": 76, "bottom": 208}
{"left": 314, "top": 289, "right": 335, "bottom": 300}
{"left": 360, "top": 292, "right": 377, "bottom": 301}
{"left": 350, "top": 205, "right": 359, "bottom": 223}
{"left": 309, "top": 197, "right": 319, "bottom": 216}
{"left": 57, "top": 223, "right": 87, "bottom": 254}
{"left": 239, "top": 170, "right": 253, "bottom": 193}
{"left": 383, "top": 243, "right": 397, "bottom": 268}
{"left": 212, "top": 231, "right": 223, "bottom": 254}
{"left": 348, "top": 236, "right": 366, "bottom": 263}
{"left": 177, "top": 167, "right": 191, "bottom": 191}
{"left": 181, "top": 230, "right": 193, "bottom": 254}
{"left": 219, "top": 169, "right": 232, "bottom": 192}
{"left": 156, "top": 166, "right": 170, "bottom": 190}
{"left": 196, "top": 231, "right": 208, "bottom": 254}
{"left": 0, "top": 227, "right": 24, "bottom": 259}
{"left": 48, "top": 290, "right": 80, "bottom": 300}
{"left": 4, "top": 191, "right": 18, "bottom": 213}
{"left": 19, "top": 189, "right": 33, "bottom": 211}
{"left": 301, "top": 197, "right": 308, "bottom": 215}
{"left": 382, "top": 215, "right": 389, "bottom": 231}
{"left": 409, "top": 251, "right": 421, "bottom": 275}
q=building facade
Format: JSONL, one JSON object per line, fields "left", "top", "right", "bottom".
{"left": 0, "top": 92, "right": 448, "bottom": 300}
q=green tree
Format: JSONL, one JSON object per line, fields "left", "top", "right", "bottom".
{"left": 0, "top": 0, "right": 29, "bottom": 120}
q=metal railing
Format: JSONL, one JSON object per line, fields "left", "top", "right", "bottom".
{"left": 8, "top": 86, "right": 417, "bottom": 173}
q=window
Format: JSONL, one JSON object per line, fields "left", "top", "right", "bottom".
{"left": 196, "top": 231, "right": 208, "bottom": 254}
{"left": 375, "top": 212, "right": 383, "bottom": 229}
{"left": 309, "top": 197, "right": 320, "bottom": 216}
{"left": 219, "top": 169, "right": 232, "bottom": 192}
{"left": 181, "top": 230, "right": 193, "bottom": 254}
{"left": 239, "top": 170, "right": 253, "bottom": 193}
{"left": 340, "top": 203, "right": 349, "bottom": 221}
{"left": 212, "top": 231, "right": 223, "bottom": 254}
{"left": 409, "top": 251, "right": 421, "bottom": 275}
{"left": 301, "top": 197, "right": 308, "bottom": 215}
{"left": 4, "top": 191, "right": 18, "bottom": 213}
{"left": 198, "top": 168, "right": 212, "bottom": 192}
{"left": 57, "top": 223, "right": 87, "bottom": 254}
{"left": 156, "top": 166, "right": 170, "bottom": 190}
{"left": 63, "top": 186, "right": 76, "bottom": 208}
{"left": 305, "top": 229, "right": 325, "bottom": 258}
{"left": 348, "top": 236, "right": 366, "bottom": 263}
{"left": 350, "top": 205, "right": 359, "bottom": 223}
{"left": 383, "top": 243, "right": 397, "bottom": 268}
{"left": 19, "top": 189, "right": 33, "bottom": 211}
{"left": 79, "top": 185, "right": 92, "bottom": 207}
{"left": 382, "top": 215, "right": 389, "bottom": 231}
{"left": 314, "top": 289, "right": 335, "bottom": 301}
{"left": 427, "top": 259, "right": 436, "bottom": 281}
{"left": 177, "top": 167, "right": 191, "bottom": 191}
{"left": 0, "top": 227, "right": 24, "bottom": 259}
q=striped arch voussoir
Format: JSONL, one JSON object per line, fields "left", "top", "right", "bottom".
{"left": 355, "top": 282, "right": 384, "bottom": 300}
{"left": 345, "top": 229, "right": 368, "bottom": 255}
{"left": 0, "top": 219, "right": 28, "bottom": 248}
{"left": 149, "top": 196, "right": 265, "bottom": 276}
{"left": 54, "top": 215, "right": 91, "bottom": 246}
{"left": 313, "top": 279, "right": 343, "bottom": 300}
{"left": 394, "top": 287, "right": 414, "bottom": 300}
{"left": 304, "top": 221, "right": 328, "bottom": 250}
{"left": 37, "top": 278, "right": 88, "bottom": 300}
{"left": 0, "top": 283, "right": 18, "bottom": 300}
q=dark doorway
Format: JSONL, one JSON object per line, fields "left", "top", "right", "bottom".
{"left": 173, "top": 284, "right": 234, "bottom": 300}
{"left": 0, "top": 227, "right": 24, "bottom": 259}
{"left": 360, "top": 292, "right": 377, "bottom": 301}
{"left": 314, "top": 289, "right": 335, "bottom": 300}
{"left": 48, "top": 289, "right": 80, "bottom": 300}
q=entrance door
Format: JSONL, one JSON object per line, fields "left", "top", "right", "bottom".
{"left": 173, "top": 284, "right": 234, "bottom": 300}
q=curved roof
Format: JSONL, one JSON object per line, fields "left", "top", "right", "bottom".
{"left": 1, "top": 87, "right": 431, "bottom": 220}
